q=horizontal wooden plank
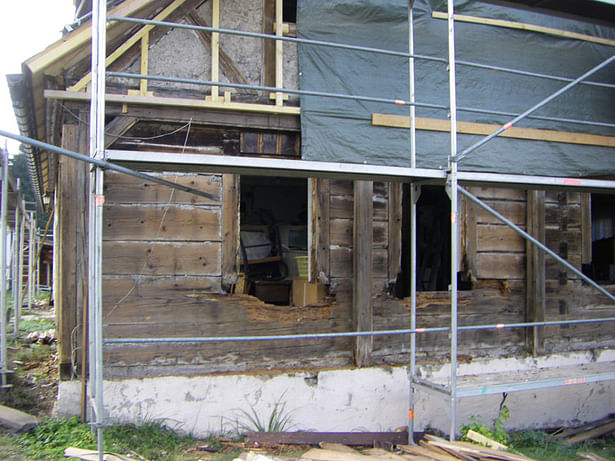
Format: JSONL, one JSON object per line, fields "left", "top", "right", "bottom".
{"left": 103, "top": 204, "right": 221, "bottom": 241}
{"left": 330, "top": 220, "right": 388, "bottom": 248}
{"left": 373, "top": 113, "right": 615, "bottom": 148}
{"left": 467, "top": 186, "right": 525, "bottom": 201}
{"left": 432, "top": 11, "right": 615, "bottom": 47}
{"left": 103, "top": 241, "right": 221, "bottom": 276}
{"left": 546, "top": 204, "right": 581, "bottom": 228}
{"left": 330, "top": 195, "right": 387, "bottom": 220}
{"left": 245, "top": 431, "right": 410, "bottom": 446}
{"left": 330, "top": 248, "right": 387, "bottom": 278}
{"left": 104, "top": 170, "right": 221, "bottom": 205}
{"left": 477, "top": 253, "right": 525, "bottom": 279}
{"left": 329, "top": 180, "right": 388, "bottom": 196}
{"left": 477, "top": 225, "right": 525, "bottom": 252}
{"left": 474, "top": 201, "right": 526, "bottom": 225}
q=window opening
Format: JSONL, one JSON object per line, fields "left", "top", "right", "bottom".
{"left": 395, "top": 185, "right": 452, "bottom": 297}
{"left": 583, "top": 193, "right": 615, "bottom": 283}
{"left": 239, "top": 175, "right": 308, "bottom": 305}
{"left": 283, "top": 0, "right": 297, "bottom": 23}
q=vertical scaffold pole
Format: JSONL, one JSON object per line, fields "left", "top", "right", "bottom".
{"left": 407, "top": 0, "right": 418, "bottom": 445}
{"left": 89, "top": 0, "right": 107, "bottom": 459}
{"left": 0, "top": 151, "right": 9, "bottom": 387}
{"left": 27, "top": 212, "right": 34, "bottom": 313}
{"left": 16, "top": 204, "right": 25, "bottom": 337}
{"left": 446, "top": 0, "right": 459, "bottom": 441}
{"left": 11, "top": 183, "right": 20, "bottom": 337}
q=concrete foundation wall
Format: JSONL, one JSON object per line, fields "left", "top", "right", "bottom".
{"left": 56, "top": 350, "right": 615, "bottom": 438}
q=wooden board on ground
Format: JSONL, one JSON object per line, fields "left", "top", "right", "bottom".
{"left": 245, "top": 431, "right": 409, "bottom": 446}
{"left": 64, "top": 447, "right": 135, "bottom": 461}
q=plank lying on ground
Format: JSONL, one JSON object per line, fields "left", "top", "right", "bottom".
{"left": 424, "top": 435, "right": 537, "bottom": 461}
{"left": 246, "top": 431, "right": 409, "bottom": 446}
{"left": 0, "top": 404, "right": 38, "bottom": 432}
{"left": 562, "top": 420, "right": 615, "bottom": 446}
{"left": 552, "top": 415, "right": 615, "bottom": 440}
{"left": 466, "top": 429, "right": 509, "bottom": 450}
{"left": 398, "top": 444, "right": 461, "bottom": 461}
{"left": 578, "top": 453, "right": 609, "bottom": 461}
{"left": 64, "top": 447, "right": 134, "bottom": 461}
{"left": 319, "top": 443, "right": 361, "bottom": 454}
{"left": 301, "top": 448, "right": 374, "bottom": 461}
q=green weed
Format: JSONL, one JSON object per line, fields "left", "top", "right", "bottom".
{"left": 460, "top": 402, "right": 511, "bottom": 445}
{"left": 230, "top": 394, "right": 294, "bottom": 433}
{"left": 17, "top": 417, "right": 195, "bottom": 461}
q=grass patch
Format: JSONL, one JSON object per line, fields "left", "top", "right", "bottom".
{"left": 17, "top": 417, "right": 196, "bottom": 461}
{"left": 509, "top": 430, "right": 615, "bottom": 461}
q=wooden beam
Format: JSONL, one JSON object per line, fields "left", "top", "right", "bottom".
{"left": 139, "top": 31, "right": 150, "bottom": 95}
{"left": 263, "top": 0, "right": 276, "bottom": 88}
{"left": 57, "top": 122, "right": 89, "bottom": 378}
{"left": 526, "top": 190, "right": 545, "bottom": 355}
{"left": 311, "top": 178, "right": 330, "bottom": 284}
{"left": 372, "top": 113, "right": 615, "bottom": 148}
{"left": 210, "top": 0, "right": 220, "bottom": 102}
{"left": 185, "top": 12, "right": 252, "bottom": 92}
{"left": 581, "top": 193, "right": 592, "bottom": 265}
{"left": 387, "top": 183, "right": 402, "bottom": 284}
{"left": 25, "top": 0, "right": 153, "bottom": 75}
{"left": 48, "top": 89, "right": 300, "bottom": 115}
{"left": 353, "top": 180, "right": 373, "bottom": 367}
{"left": 221, "top": 174, "right": 239, "bottom": 290}
{"left": 69, "top": 0, "right": 189, "bottom": 92}
{"left": 275, "top": 0, "right": 284, "bottom": 106}
{"left": 245, "top": 431, "right": 410, "bottom": 446}
{"left": 104, "top": 115, "right": 138, "bottom": 148}
{"left": 432, "top": 11, "right": 615, "bottom": 47}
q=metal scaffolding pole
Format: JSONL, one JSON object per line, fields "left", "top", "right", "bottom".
{"left": 0, "top": 151, "right": 8, "bottom": 387}
{"left": 26, "top": 212, "right": 34, "bottom": 312}
{"left": 89, "top": 0, "right": 107, "bottom": 459}
{"left": 407, "top": 0, "right": 418, "bottom": 444}
{"left": 11, "top": 180, "right": 20, "bottom": 335}
{"left": 16, "top": 207, "right": 24, "bottom": 337}
{"left": 446, "top": 0, "right": 460, "bottom": 441}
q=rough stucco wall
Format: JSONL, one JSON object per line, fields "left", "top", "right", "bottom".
{"left": 106, "top": 1, "right": 302, "bottom": 97}
{"left": 57, "top": 350, "right": 615, "bottom": 438}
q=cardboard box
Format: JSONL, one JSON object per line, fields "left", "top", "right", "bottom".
{"left": 292, "top": 278, "right": 326, "bottom": 307}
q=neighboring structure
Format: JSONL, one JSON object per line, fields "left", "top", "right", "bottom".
{"left": 7, "top": 0, "right": 615, "bottom": 437}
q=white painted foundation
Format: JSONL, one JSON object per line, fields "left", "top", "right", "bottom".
{"left": 56, "top": 350, "right": 615, "bottom": 438}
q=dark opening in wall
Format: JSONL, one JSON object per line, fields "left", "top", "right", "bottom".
{"left": 395, "top": 185, "right": 452, "bottom": 297}
{"left": 284, "top": 0, "right": 297, "bottom": 23}
{"left": 239, "top": 175, "right": 308, "bottom": 304}
{"left": 583, "top": 193, "right": 615, "bottom": 282}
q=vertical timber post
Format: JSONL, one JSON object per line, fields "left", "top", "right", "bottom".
{"left": 353, "top": 180, "right": 373, "bottom": 367}
{"left": 526, "top": 190, "right": 545, "bottom": 355}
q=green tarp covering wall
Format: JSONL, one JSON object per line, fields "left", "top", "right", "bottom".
{"left": 297, "top": 0, "right": 615, "bottom": 177}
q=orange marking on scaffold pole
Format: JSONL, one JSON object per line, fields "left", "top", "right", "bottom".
{"left": 95, "top": 195, "right": 105, "bottom": 206}
{"left": 503, "top": 122, "right": 513, "bottom": 130}
{"left": 409, "top": 410, "right": 415, "bottom": 420}
{"left": 496, "top": 323, "right": 504, "bottom": 329}
{"left": 416, "top": 328, "right": 425, "bottom": 333}
{"left": 564, "top": 178, "right": 581, "bottom": 185}
{"left": 395, "top": 99, "right": 406, "bottom": 105}
{"left": 451, "top": 212, "right": 457, "bottom": 224}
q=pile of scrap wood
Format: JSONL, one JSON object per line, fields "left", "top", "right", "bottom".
{"left": 552, "top": 414, "right": 615, "bottom": 446}
{"left": 234, "top": 436, "right": 537, "bottom": 461}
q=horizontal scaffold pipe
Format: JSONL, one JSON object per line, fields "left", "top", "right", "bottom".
{"left": 107, "top": 72, "right": 614, "bottom": 130}
{"left": 107, "top": 71, "right": 446, "bottom": 110}
{"left": 108, "top": 16, "right": 614, "bottom": 90}
{"left": 104, "top": 317, "right": 615, "bottom": 344}
{"left": 458, "top": 184, "right": 615, "bottom": 303}
{"left": 0, "top": 129, "right": 219, "bottom": 201}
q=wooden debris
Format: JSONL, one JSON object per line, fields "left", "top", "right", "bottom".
{"left": 399, "top": 443, "right": 460, "bottom": 460}
{"left": 0, "top": 404, "right": 38, "bottom": 432}
{"left": 465, "top": 429, "right": 508, "bottom": 450}
{"left": 552, "top": 415, "right": 615, "bottom": 446}
{"left": 245, "top": 431, "right": 409, "bottom": 446}
{"left": 234, "top": 452, "right": 281, "bottom": 461}
{"left": 422, "top": 435, "right": 536, "bottom": 461}
{"left": 318, "top": 443, "right": 360, "bottom": 454}
{"left": 578, "top": 453, "right": 610, "bottom": 461}
{"left": 64, "top": 447, "right": 137, "bottom": 460}
{"left": 301, "top": 448, "right": 370, "bottom": 461}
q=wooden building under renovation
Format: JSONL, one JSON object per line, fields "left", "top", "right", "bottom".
{"left": 8, "top": 0, "right": 615, "bottom": 435}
